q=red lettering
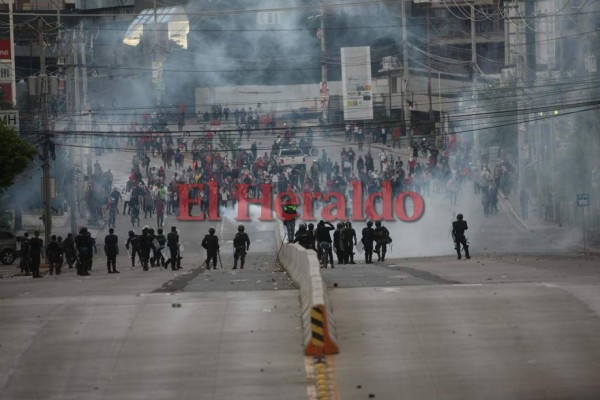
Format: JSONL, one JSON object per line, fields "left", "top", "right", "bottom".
{"left": 207, "top": 180, "right": 220, "bottom": 221}
{"left": 321, "top": 192, "right": 347, "bottom": 221}
{"left": 365, "top": 181, "right": 394, "bottom": 221}
{"left": 236, "top": 184, "right": 274, "bottom": 221}
{"left": 350, "top": 180, "right": 364, "bottom": 221}
{"left": 394, "top": 191, "right": 425, "bottom": 222}
{"left": 302, "top": 191, "right": 321, "bottom": 221}
{"left": 177, "top": 184, "right": 205, "bottom": 221}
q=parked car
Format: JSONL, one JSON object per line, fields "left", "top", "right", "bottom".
{"left": 0, "top": 230, "right": 17, "bottom": 265}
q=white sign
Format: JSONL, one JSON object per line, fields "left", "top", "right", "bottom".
{"left": 0, "top": 110, "right": 19, "bottom": 132}
{"left": 341, "top": 46, "right": 373, "bottom": 121}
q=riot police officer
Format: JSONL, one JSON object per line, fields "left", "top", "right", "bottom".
{"left": 126, "top": 230, "right": 142, "bottom": 268}
{"left": 233, "top": 225, "right": 250, "bottom": 269}
{"left": 75, "top": 227, "right": 93, "bottom": 276}
{"left": 139, "top": 228, "right": 155, "bottom": 271}
{"left": 165, "top": 226, "right": 181, "bottom": 270}
{"left": 361, "top": 221, "right": 376, "bottom": 264}
{"left": 153, "top": 228, "right": 167, "bottom": 267}
{"left": 293, "top": 223, "right": 312, "bottom": 249}
{"left": 452, "top": 213, "right": 471, "bottom": 259}
{"left": 374, "top": 221, "right": 391, "bottom": 262}
{"left": 29, "top": 231, "right": 44, "bottom": 278}
{"left": 201, "top": 227, "right": 220, "bottom": 270}
{"left": 104, "top": 228, "right": 120, "bottom": 274}
{"left": 343, "top": 222, "right": 357, "bottom": 264}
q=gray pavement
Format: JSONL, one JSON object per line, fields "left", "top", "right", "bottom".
{"left": 331, "top": 283, "right": 600, "bottom": 400}
{"left": 0, "top": 291, "right": 306, "bottom": 400}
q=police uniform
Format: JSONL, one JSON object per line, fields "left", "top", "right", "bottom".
{"left": 452, "top": 214, "right": 470, "bottom": 259}
{"left": 104, "top": 231, "right": 120, "bottom": 273}
{"left": 233, "top": 227, "right": 250, "bottom": 269}
{"left": 202, "top": 229, "right": 220, "bottom": 269}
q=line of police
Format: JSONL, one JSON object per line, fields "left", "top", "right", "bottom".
{"left": 17, "top": 226, "right": 183, "bottom": 277}
{"left": 292, "top": 220, "right": 391, "bottom": 267}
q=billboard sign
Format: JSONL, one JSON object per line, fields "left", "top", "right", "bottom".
{"left": 0, "top": 39, "right": 11, "bottom": 60}
{"left": 341, "top": 46, "right": 373, "bottom": 121}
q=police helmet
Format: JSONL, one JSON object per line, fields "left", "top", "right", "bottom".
{"left": 299, "top": 223, "right": 307, "bottom": 230}
{"left": 142, "top": 228, "right": 149, "bottom": 234}
{"left": 209, "top": 227, "right": 216, "bottom": 234}
{"left": 149, "top": 228, "right": 155, "bottom": 234}
{"left": 308, "top": 223, "right": 314, "bottom": 230}
{"left": 129, "top": 230, "right": 135, "bottom": 237}
{"left": 337, "top": 223, "right": 343, "bottom": 228}
{"left": 367, "top": 221, "right": 373, "bottom": 227}
{"left": 157, "top": 228, "right": 163, "bottom": 234}
{"left": 375, "top": 221, "right": 382, "bottom": 227}
{"left": 457, "top": 213, "right": 464, "bottom": 220}
{"left": 238, "top": 225, "right": 245, "bottom": 232}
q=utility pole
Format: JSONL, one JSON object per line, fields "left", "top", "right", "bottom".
{"left": 470, "top": 3, "right": 480, "bottom": 165}
{"left": 400, "top": 0, "right": 410, "bottom": 145}
{"left": 426, "top": 3, "right": 434, "bottom": 139}
{"left": 320, "top": 3, "right": 327, "bottom": 122}
{"left": 39, "top": 17, "right": 52, "bottom": 248}
{"left": 8, "top": 0, "right": 16, "bottom": 105}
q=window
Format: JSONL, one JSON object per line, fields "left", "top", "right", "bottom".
{"left": 0, "top": 65, "right": 10, "bottom": 80}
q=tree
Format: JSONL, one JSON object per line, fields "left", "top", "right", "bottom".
{"left": 0, "top": 124, "right": 36, "bottom": 192}
{"left": 216, "top": 131, "right": 241, "bottom": 160}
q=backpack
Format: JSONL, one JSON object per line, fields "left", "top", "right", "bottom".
{"left": 377, "top": 228, "right": 392, "bottom": 244}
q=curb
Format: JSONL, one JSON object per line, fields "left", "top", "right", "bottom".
{"left": 275, "top": 223, "right": 339, "bottom": 356}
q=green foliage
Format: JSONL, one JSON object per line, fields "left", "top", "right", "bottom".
{"left": 216, "top": 131, "right": 241, "bottom": 159}
{"left": 0, "top": 124, "right": 36, "bottom": 191}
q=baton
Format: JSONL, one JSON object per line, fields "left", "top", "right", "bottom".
{"left": 218, "top": 250, "right": 223, "bottom": 269}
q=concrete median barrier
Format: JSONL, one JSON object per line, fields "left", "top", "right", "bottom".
{"left": 276, "top": 224, "right": 338, "bottom": 356}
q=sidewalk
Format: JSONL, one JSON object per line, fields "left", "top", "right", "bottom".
{"left": 500, "top": 191, "right": 600, "bottom": 254}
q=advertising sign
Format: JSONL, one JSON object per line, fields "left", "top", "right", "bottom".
{"left": 0, "top": 39, "right": 11, "bottom": 60}
{"left": 341, "top": 46, "right": 373, "bottom": 121}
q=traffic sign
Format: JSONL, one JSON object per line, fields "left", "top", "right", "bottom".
{"left": 577, "top": 193, "right": 589, "bottom": 207}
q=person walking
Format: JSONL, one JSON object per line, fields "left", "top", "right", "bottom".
{"left": 104, "top": 228, "right": 120, "bottom": 274}
{"left": 452, "top": 213, "right": 471, "bottom": 259}
{"left": 201, "top": 227, "right": 220, "bottom": 270}
{"left": 126, "top": 230, "right": 142, "bottom": 268}
{"left": 165, "top": 226, "right": 182, "bottom": 270}
{"left": 233, "top": 225, "right": 250, "bottom": 269}
{"left": 29, "top": 231, "right": 44, "bottom": 278}
{"left": 361, "top": 221, "right": 376, "bottom": 264}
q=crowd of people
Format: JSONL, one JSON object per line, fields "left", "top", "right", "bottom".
{"left": 15, "top": 104, "right": 519, "bottom": 279}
